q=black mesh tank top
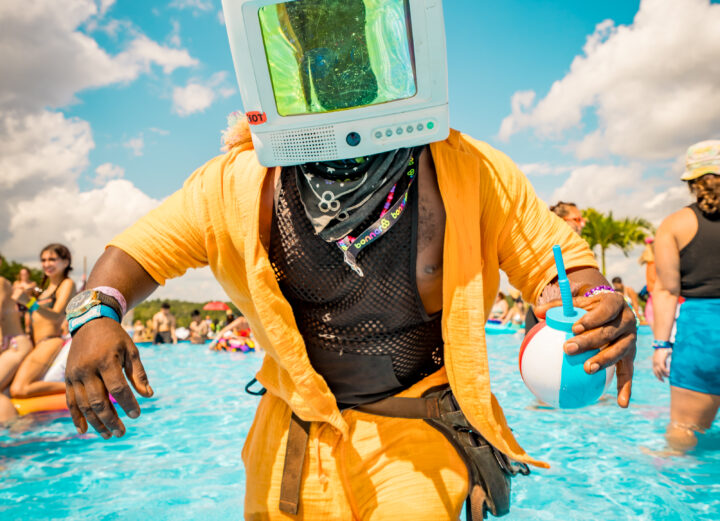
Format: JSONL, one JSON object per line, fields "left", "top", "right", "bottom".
{"left": 680, "top": 203, "right": 720, "bottom": 298}
{"left": 269, "top": 167, "right": 444, "bottom": 408}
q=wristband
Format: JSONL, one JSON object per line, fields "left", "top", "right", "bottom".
{"left": 584, "top": 285, "right": 615, "bottom": 298}
{"left": 68, "top": 304, "right": 121, "bottom": 336}
{"left": 652, "top": 340, "right": 673, "bottom": 350}
{"left": 27, "top": 297, "right": 39, "bottom": 313}
{"left": 92, "top": 286, "right": 128, "bottom": 317}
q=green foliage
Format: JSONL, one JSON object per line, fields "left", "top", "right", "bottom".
{"left": 0, "top": 253, "right": 44, "bottom": 285}
{"left": 581, "top": 208, "right": 655, "bottom": 275}
{"left": 131, "top": 299, "right": 241, "bottom": 328}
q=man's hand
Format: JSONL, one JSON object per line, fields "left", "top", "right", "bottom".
{"left": 535, "top": 290, "right": 636, "bottom": 408}
{"left": 652, "top": 348, "right": 671, "bottom": 382}
{"left": 65, "top": 318, "right": 153, "bottom": 439}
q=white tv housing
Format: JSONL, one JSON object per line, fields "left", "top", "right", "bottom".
{"left": 222, "top": 0, "right": 449, "bottom": 166}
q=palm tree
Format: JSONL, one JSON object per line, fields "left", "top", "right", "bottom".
{"left": 581, "top": 208, "right": 654, "bottom": 275}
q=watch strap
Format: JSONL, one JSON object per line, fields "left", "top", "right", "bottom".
{"left": 92, "top": 286, "right": 127, "bottom": 316}
{"left": 68, "top": 304, "right": 121, "bottom": 336}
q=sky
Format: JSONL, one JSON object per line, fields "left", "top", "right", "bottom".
{"left": 1, "top": 0, "right": 719, "bottom": 301}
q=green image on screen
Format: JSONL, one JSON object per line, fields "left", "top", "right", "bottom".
{"left": 258, "top": 0, "right": 417, "bottom": 116}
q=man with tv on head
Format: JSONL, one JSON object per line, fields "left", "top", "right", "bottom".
{"left": 64, "top": 0, "right": 637, "bottom": 519}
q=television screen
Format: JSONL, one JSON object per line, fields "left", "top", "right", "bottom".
{"left": 258, "top": 0, "right": 416, "bottom": 117}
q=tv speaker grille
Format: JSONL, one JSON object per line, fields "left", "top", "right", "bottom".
{"left": 270, "top": 126, "right": 338, "bottom": 163}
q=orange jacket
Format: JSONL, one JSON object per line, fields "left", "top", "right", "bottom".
{"left": 111, "top": 123, "right": 596, "bottom": 467}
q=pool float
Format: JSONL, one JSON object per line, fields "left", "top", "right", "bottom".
{"left": 484, "top": 319, "right": 517, "bottom": 335}
{"left": 11, "top": 393, "right": 118, "bottom": 416}
{"left": 12, "top": 392, "right": 68, "bottom": 416}
{"left": 211, "top": 334, "right": 256, "bottom": 352}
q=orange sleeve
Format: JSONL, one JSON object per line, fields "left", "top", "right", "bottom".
{"left": 496, "top": 158, "right": 598, "bottom": 304}
{"left": 108, "top": 159, "right": 218, "bottom": 285}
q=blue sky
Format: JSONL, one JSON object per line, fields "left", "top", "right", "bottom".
{"left": 2, "top": 0, "right": 719, "bottom": 300}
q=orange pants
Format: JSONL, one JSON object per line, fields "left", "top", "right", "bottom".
{"left": 243, "top": 376, "right": 469, "bottom": 520}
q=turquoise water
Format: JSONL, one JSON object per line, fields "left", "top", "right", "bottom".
{"left": 1, "top": 331, "right": 719, "bottom": 520}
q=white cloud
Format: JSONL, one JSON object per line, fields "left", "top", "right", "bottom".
{"left": 499, "top": 0, "right": 720, "bottom": 160}
{"left": 168, "top": 19, "right": 182, "bottom": 47}
{"left": 94, "top": 162, "right": 125, "bottom": 185}
{"left": 170, "top": 0, "right": 213, "bottom": 14}
{"left": 98, "top": 0, "right": 115, "bottom": 16}
{"left": 4, "top": 179, "right": 159, "bottom": 262}
{"left": 518, "top": 162, "right": 572, "bottom": 177}
{"left": 0, "top": 111, "right": 93, "bottom": 192}
{"left": 172, "top": 72, "right": 235, "bottom": 116}
{"left": 217, "top": 10, "right": 226, "bottom": 26}
{"left": 549, "top": 163, "right": 693, "bottom": 226}
{"left": 0, "top": 0, "right": 197, "bottom": 113}
{"left": 124, "top": 134, "right": 145, "bottom": 156}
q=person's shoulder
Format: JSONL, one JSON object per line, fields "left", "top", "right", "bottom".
{"left": 659, "top": 207, "right": 695, "bottom": 234}
{"left": 59, "top": 278, "right": 76, "bottom": 293}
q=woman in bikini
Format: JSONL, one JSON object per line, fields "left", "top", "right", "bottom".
{"left": 10, "top": 244, "right": 76, "bottom": 399}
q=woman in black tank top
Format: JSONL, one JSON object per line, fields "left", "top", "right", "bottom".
{"left": 652, "top": 139, "right": 720, "bottom": 453}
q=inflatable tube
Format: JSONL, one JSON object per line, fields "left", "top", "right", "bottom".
{"left": 12, "top": 392, "right": 67, "bottom": 416}
{"left": 484, "top": 321, "right": 518, "bottom": 335}
{"left": 11, "top": 393, "right": 118, "bottom": 416}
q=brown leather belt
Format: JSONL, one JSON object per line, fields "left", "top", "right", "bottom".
{"left": 278, "top": 396, "right": 438, "bottom": 515}
{"left": 278, "top": 388, "right": 526, "bottom": 520}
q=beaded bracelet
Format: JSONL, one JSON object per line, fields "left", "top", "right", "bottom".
{"left": 652, "top": 340, "right": 673, "bottom": 350}
{"left": 583, "top": 285, "right": 615, "bottom": 298}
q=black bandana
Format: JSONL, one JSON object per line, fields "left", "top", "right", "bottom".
{"left": 295, "top": 148, "right": 416, "bottom": 242}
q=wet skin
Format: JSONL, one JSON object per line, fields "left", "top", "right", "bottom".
{"left": 65, "top": 156, "right": 636, "bottom": 439}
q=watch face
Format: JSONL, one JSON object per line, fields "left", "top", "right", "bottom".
{"left": 66, "top": 290, "right": 100, "bottom": 318}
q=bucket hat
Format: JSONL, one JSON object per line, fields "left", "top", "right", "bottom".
{"left": 681, "top": 140, "right": 720, "bottom": 181}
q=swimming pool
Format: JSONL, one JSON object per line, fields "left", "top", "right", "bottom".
{"left": 1, "top": 332, "right": 718, "bottom": 520}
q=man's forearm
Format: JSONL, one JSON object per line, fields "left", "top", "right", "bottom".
{"left": 651, "top": 288, "right": 678, "bottom": 342}
{"left": 537, "top": 267, "right": 608, "bottom": 305}
{"left": 86, "top": 246, "right": 159, "bottom": 310}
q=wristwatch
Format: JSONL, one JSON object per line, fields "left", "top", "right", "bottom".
{"left": 66, "top": 289, "right": 123, "bottom": 321}
{"left": 68, "top": 304, "right": 120, "bottom": 336}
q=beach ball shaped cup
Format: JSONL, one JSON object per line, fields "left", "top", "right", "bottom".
{"left": 519, "top": 307, "right": 614, "bottom": 408}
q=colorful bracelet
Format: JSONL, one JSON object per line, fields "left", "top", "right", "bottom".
{"left": 583, "top": 285, "right": 615, "bottom": 298}
{"left": 92, "top": 286, "right": 128, "bottom": 316}
{"left": 652, "top": 340, "right": 673, "bottom": 350}
{"left": 27, "top": 297, "right": 39, "bottom": 313}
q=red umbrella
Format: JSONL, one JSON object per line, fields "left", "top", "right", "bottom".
{"left": 203, "top": 301, "right": 230, "bottom": 311}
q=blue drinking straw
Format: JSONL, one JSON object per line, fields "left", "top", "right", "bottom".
{"left": 553, "top": 245, "right": 576, "bottom": 317}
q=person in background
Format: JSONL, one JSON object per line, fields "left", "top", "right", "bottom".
{"left": 151, "top": 302, "right": 177, "bottom": 345}
{"left": 489, "top": 292, "right": 508, "bottom": 321}
{"left": 10, "top": 244, "right": 76, "bottom": 398}
{"left": 204, "top": 315, "right": 214, "bottom": 334}
{"left": 549, "top": 201, "right": 586, "bottom": 235}
{"left": 611, "top": 277, "right": 640, "bottom": 317}
{"left": 132, "top": 320, "right": 146, "bottom": 343}
{"left": 502, "top": 296, "right": 526, "bottom": 327}
{"left": 639, "top": 238, "right": 656, "bottom": 326}
{"left": 12, "top": 267, "right": 35, "bottom": 334}
{"left": 223, "top": 312, "right": 235, "bottom": 329}
{"left": 0, "top": 271, "right": 35, "bottom": 421}
{"left": 189, "top": 310, "right": 209, "bottom": 344}
{"left": 652, "top": 139, "right": 720, "bottom": 453}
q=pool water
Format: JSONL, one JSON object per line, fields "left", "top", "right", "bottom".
{"left": 1, "top": 332, "right": 719, "bottom": 520}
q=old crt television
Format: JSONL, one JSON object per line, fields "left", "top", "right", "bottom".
{"left": 222, "top": 0, "right": 449, "bottom": 166}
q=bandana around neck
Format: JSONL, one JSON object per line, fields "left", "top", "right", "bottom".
{"left": 295, "top": 147, "right": 419, "bottom": 242}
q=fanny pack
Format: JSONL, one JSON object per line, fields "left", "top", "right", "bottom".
{"left": 278, "top": 383, "right": 529, "bottom": 519}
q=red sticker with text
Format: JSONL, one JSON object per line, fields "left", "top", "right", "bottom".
{"left": 246, "top": 111, "right": 267, "bottom": 125}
